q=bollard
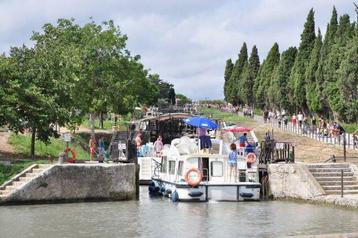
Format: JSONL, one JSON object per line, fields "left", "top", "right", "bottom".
{"left": 341, "top": 169, "right": 344, "bottom": 198}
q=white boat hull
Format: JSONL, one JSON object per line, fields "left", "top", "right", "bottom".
{"left": 150, "top": 179, "right": 260, "bottom": 202}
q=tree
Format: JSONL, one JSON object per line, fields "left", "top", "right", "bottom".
{"left": 0, "top": 18, "right": 162, "bottom": 158}
{"left": 241, "top": 46, "right": 260, "bottom": 106}
{"left": 305, "top": 29, "right": 322, "bottom": 112}
{"left": 228, "top": 42, "right": 248, "bottom": 105}
{"left": 314, "top": 7, "right": 338, "bottom": 117}
{"left": 271, "top": 47, "right": 297, "bottom": 112}
{"left": 254, "top": 43, "right": 280, "bottom": 109}
{"left": 176, "top": 93, "right": 192, "bottom": 106}
{"left": 290, "top": 8, "right": 316, "bottom": 112}
{"left": 223, "top": 59, "right": 234, "bottom": 102}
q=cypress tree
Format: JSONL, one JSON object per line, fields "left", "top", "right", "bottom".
{"left": 271, "top": 47, "right": 297, "bottom": 112}
{"left": 337, "top": 37, "right": 358, "bottom": 122}
{"left": 290, "top": 8, "right": 316, "bottom": 112}
{"left": 314, "top": 7, "right": 338, "bottom": 117}
{"left": 223, "top": 59, "right": 234, "bottom": 102}
{"left": 254, "top": 43, "right": 280, "bottom": 109}
{"left": 243, "top": 45, "right": 260, "bottom": 106}
{"left": 229, "top": 42, "right": 248, "bottom": 105}
{"left": 305, "top": 29, "right": 322, "bottom": 113}
{"left": 324, "top": 14, "right": 353, "bottom": 119}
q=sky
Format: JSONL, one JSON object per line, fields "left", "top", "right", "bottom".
{"left": 0, "top": 0, "right": 356, "bottom": 100}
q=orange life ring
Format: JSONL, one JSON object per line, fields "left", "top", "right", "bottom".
{"left": 246, "top": 152, "right": 256, "bottom": 164}
{"left": 184, "top": 168, "right": 203, "bottom": 187}
{"left": 64, "top": 147, "right": 76, "bottom": 163}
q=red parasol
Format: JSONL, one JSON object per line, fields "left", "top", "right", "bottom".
{"left": 224, "top": 126, "right": 251, "bottom": 133}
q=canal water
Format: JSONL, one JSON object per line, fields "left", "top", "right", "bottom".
{"left": 1, "top": 187, "right": 358, "bottom": 238}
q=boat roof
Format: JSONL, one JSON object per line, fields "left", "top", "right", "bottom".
{"left": 135, "top": 113, "right": 193, "bottom": 123}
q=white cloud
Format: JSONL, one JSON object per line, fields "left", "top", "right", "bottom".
{"left": 0, "top": 0, "right": 356, "bottom": 100}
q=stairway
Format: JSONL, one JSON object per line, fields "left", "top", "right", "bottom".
{"left": 307, "top": 163, "right": 358, "bottom": 195}
{"left": 0, "top": 164, "right": 52, "bottom": 199}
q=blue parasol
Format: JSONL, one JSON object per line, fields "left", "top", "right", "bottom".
{"left": 184, "top": 116, "right": 218, "bottom": 130}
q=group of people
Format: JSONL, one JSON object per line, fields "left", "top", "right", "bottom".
{"left": 88, "top": 135, "right": 109, "bottom": 162}
{"left": 263, "top": 109, "right": 347, "bottom": 138}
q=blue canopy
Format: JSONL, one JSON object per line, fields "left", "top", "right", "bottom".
{"left": 184, "top": 116, "right": 218, "bottom": 129}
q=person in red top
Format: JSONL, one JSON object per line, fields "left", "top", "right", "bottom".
{"left": 291, "top": 114, "right": 297, "bottom": 127}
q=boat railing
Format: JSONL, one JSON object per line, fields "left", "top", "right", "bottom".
{"left": 152, "top": 158, "right": 162, "bottom": 178}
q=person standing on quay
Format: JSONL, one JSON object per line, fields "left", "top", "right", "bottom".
{"left": 89, "top": 135, "right": 96, "bottom": 161}
{"left": 297, "top": 111, "right": 304, "bottom": 128}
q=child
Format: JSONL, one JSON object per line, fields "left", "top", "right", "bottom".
{"left": 228, "top": 143, "right": 238, "bottom": 182}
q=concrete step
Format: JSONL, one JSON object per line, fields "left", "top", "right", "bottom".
{"left": 38, "top": 164, "right": 51, "bottom": 168}
{"left": 4, "top": 185, "right": 15, "bottom": 191}
{"left": 319, "top": 181, "right": 358, "bottom": 186}
{"left": 32, "top": 168, "right": 44, "bottom": 173}
{"left": 308, "top": 168, "right": 352, "bottom": 173}
{"left": 306, "top": 164, "right": 350, "bottom": 169}
{"left": 25, "top": 173, "right": 38, "bottom": 177}
{"left": 322, "top": 185, "right": 358, "bottom": 190}
{"left": 311, "top": 172, "right": 354, "bottom": 177}
{"left": 315, "top": 176, "right": 357, "bottom": 182}
{"left": 326, "top": 190, "right": 358, "bottom": 195}
{"left": 19, "top": 176, "right": 32, "bottom": 182}
{"left": 12, "top": 181, "right": 24, "bottom": 187}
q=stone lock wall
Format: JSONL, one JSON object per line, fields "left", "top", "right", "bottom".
{"left": 3, "top": 163, "right": 136, "bottom": 203}
{"left": 268, "top": 164, "right": 325, "bottom": 200}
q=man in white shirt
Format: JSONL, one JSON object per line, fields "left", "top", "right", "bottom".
{"left": 297, "top": 112, "right": 304, "bottom": 128}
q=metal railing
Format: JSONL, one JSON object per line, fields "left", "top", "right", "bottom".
{"left": 268, "top": 120, "right": 357, "bottom": 151}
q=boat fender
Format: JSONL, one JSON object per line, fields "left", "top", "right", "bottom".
{"left": 171, "top": 190, "right": 179, "bottom": 202}
{"left": 188, "top": 191, "right": 203, "bottom": 197}
{"left": 240, "top": 192, "right": 254, "bottom": 198}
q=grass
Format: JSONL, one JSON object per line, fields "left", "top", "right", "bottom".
{"left": 200, "top": 107, "right": 254, "bottom": 125}
{"left": 9, "top": 133, "right": 89, "bottom": 161}
{"left": 341, "top": 123, "right": 358, "bottom": 134}
{"left": 82, "top": 118, "right": 129, "bottom": 131}
{"left": 0, "top": 160, "right": 38, "bottom": 185}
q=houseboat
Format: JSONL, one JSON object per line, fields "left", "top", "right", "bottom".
{"left": 148, "top": 136, "right": 261, "bottom": 202}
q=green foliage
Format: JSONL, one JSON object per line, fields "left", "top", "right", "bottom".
{"left": 0, "top": 18, "right": 169, "bottom": 157}
{"left": 290, "top": 8, "right": 316, "bottom": 111}
{"left": 306, "top": 29, "right": 322, "bottom": 112}
{"left": 228, "top": 42, "right": 248, "bottom": 105}
{"left": 223, "top": 59, "right": 234, "bottom": 101}
{"left": 224, "top": 5, "right": 357, "bottom": 124}
{"left": 271, "top": 47, "right": 297, "bottom": 112}
{"left": 176, "top": 93, "right": 192, "bottom": 105}
{"left": 241, "top": 46, "right": 260, "bottom": 106}
{"left": 255, "top": 43, "right": 280, "bottom": 109}
{"left": 0, "top": 162, "right": 32, "bottom": 185}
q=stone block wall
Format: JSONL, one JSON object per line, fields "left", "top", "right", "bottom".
{"left": 268, "top": 164, "right": 325, "bottom": 199}
{"left": 3, "top": 163, "right": 136, "bottom": 204}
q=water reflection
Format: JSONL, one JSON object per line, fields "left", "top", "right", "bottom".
{"left": 0, "top": 187, "right": 358, "bottom": 238}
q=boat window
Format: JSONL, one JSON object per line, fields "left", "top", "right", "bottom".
{"left": 177, "top": 161, "right": 184, "bottom": 176}
{"left": 211, "top": 161, "right": 223, "bottom": 177}
{"left": 161, "top": 157, "right": 167, "bottom": 173}
{"left": 169, "top": 161, "right": 176, "bottom": 175}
